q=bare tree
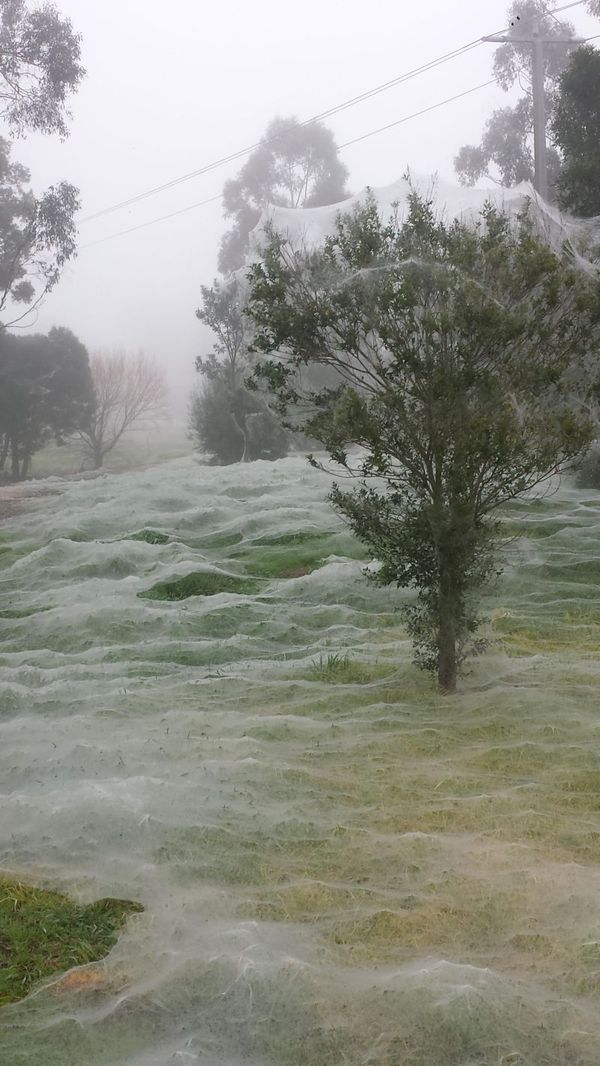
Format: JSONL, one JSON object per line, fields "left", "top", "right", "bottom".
{"left": 79, "top": 351, "right": 167, "bottom": 469}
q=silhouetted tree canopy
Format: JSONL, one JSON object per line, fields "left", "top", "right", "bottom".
{"left": 0, "top": 326, "right": 93, "bottom": 479}
{"left": 218, "top": 116, "right": 350, "bottom": 273}
{"left": 551, "top": 45, "right": 600, "bottom": 216}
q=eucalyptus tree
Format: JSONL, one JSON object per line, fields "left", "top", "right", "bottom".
{"left": 219, "top": 116, "right": 349, "bottom": 274}
{"left": 0, "top": 0, "right": 83, "bottom": 136}
{"left": 0, "top": 136, "right": 78, "bottom": 327}
{"left": 0, "top": 1, "right": 84, "bottom": 327}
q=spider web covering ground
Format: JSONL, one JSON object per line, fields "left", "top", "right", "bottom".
{"left": 0, "top": 453, "right": 600, "bottom": 1064}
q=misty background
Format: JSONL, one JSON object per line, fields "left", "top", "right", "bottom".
{"left": 12, "top": 0, "right": 598, "bottom": 414}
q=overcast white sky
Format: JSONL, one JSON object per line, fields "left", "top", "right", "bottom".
{"left": 12, "top": 0, "right": 600, "bottom": 409}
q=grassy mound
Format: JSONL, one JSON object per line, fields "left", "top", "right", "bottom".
{"left": 138, "top": 570, "right": 258, "bottom": 600}
{"left": 126, "top": 529, "right": 170, "bottom": 545}
{"left": 227, "top": 530, "right": 367, "bottom": 580}
{"left": 306, "top": 653, "right": 395, "bottom": 684}
{"left": 0, "top": 877, "right": 143, "bottom": 1004}
{"left": 0, "top": 606, "right": 49, "bottom": 619}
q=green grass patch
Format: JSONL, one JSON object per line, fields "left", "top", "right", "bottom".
{"left": 251, "top": 530, "right": 333, "bottom": 547}
{"left": 0, "top": 877, "right": 143, "bottom": 1005}
{"left": 138, "top": 570, "right": 258, "bottom": 600}
{"left": 193, "top": 530, "right": 244, "bottom": 550}
{"left": 306, "top": 653, "right": 394, "bottom": 684}
{"left": 125, "top": 529, "right": 170, "bottom": 545}
{"left": 0, "top": 545, "right": 30, "bottom": 572}
{"left": 227, "top": 530, "right": 369, "bottom": 580}
{"left": 228, "top": 543, "right": 326, "bottom": 579}
{"left": 0, "top": 606, "right": 49, "bottom": 619}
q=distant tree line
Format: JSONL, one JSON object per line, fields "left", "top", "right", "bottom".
{"left": 0, "top": 332, "right": 167, "bottom": 480}
{"left": 0, "top": 5, "right": 168, "bottom": 480}
{"left": 0, "top": 328, "right": 92, "bottom": 479}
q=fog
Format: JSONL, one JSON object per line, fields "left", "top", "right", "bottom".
{"left": 4, "top": 4, "right": 600, "bottom": 1062}
{"left": 11, "top": 0, "right": 597, "bottom": 412}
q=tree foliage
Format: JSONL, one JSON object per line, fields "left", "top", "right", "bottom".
{"left": 0, "top": 136, "right": 78, "bottom": 325}
{"left": 218, "top": 116, "right": 350, "bottom": 273}
{"left": 455, "top": 0, "right": 579, "bottom": 190}
{"left": 551, "top": 45, "right": 600, "bottom": 217}
{"left": 0, "top": 0, "right": 85, "bottom": 328}
{"left": 247, "top": 192, "right": 600, "bottom": 692}
{"left": 78, "top": 352, "right": 168, "bottom": 469}
{"left": 0, "top": 0, "right": 84, "bottom": 137}
{"left": 192, "top": 277, "right": 288, "bottom": 464}
{"left": 0, "top": 326, "right": 93, "bottom": 479}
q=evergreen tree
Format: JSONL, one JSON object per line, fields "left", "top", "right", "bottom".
{"left": 0, "top": 327, "right": 94, "bottom": 479}
{"left": 193, "top": 277, "right": 288, "bottom": 464}
{"left": 247, "top": 192, "right": 600, "bottom": 692}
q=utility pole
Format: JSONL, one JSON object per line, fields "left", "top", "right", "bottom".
{"left": 482, "top": 19, "right": 585, "bottom": 201}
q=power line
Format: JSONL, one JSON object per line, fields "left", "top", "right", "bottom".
{"left": 79, "top": 194, "right": 222, "bottom": 249}
{"left": 544, "top": 1, "right": 570, "bottom": 24}
{"left": 80, "top": 80, "right": 496, "bottom": 250}
{"left": 77, "top": 0, "right": 592, "bottom": 237}
{"left": 78, "top": 40, "right": 484, "bottom": 225}
{"left": 550, "top": 1, "right": 586, "bottom": 13}
{"left": 338, "top": 81, "right": 495, "bottom": 150}
{"left": 80, "top": 21, "right": 600, "bottom": 253}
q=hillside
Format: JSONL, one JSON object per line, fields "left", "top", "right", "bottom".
{"left": 1, "top": 455, "right": 600, "bottom": 1063}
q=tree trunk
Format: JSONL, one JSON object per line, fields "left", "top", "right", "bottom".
{"left": 437, "top": 557, "right": 458, "bottom": 694}
{"left": 0, "top": 433, "right": 9, "bottom": 472}
{"left": 231, "top": 411, "right": 249, "bottom": 463}
{"left": 93, "top": 445, "right": 103, "bottom": 469}
{"left": 10, "top": 437, "right": 19, "bottom": 480}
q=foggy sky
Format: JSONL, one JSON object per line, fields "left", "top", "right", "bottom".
{"left": 11, "top": 0, "right": 600, "bottom": 410}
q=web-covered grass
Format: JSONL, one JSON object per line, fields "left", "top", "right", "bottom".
{"left": 1, "top": 456, "right": 600, "bottom": 1064}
